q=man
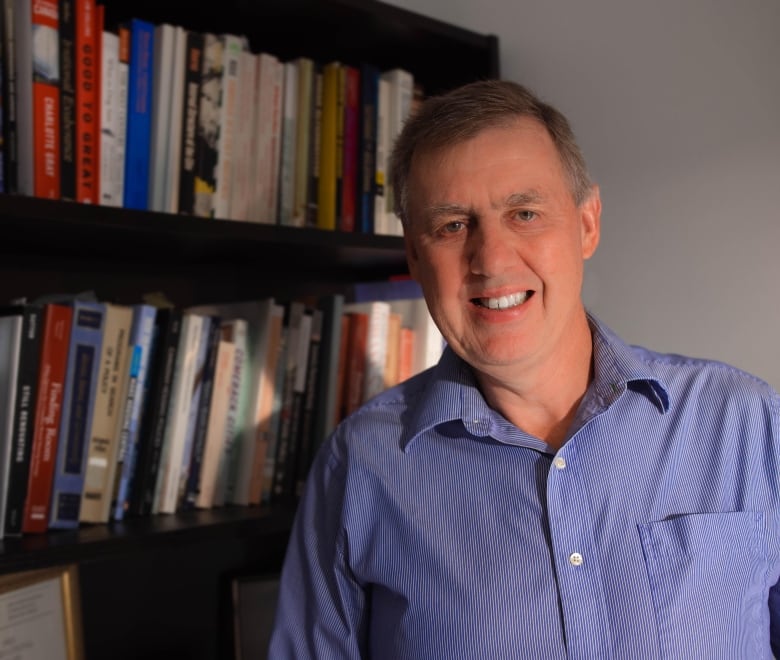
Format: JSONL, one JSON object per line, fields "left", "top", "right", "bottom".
{"left": 270, "top": 80, "right": 780, "bottom": 657}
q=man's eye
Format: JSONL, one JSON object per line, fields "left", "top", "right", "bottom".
{"left": 514, "top": 210, "right": 536, "bottom": 222}
{"left": 442, "top": 221, "right": 465, "bottom": 233}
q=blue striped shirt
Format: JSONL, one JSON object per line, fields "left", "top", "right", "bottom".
{"left": 270, "top": 315, "right": 780, "bottom": 658}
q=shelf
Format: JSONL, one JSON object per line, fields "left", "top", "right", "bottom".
{"left": 0, "top": 505, "right": 296, "bottom": 575}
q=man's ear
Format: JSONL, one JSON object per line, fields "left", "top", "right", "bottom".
{"left": 580, "top": 185, "right": 601, "bottom": 260}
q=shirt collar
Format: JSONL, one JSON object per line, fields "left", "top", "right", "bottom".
{"left": 401, "top": 313, "right": 671, "bottom": 451}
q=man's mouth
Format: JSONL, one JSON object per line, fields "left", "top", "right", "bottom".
{"left": 471, "top": 291, "right": 533, "bottom": 310}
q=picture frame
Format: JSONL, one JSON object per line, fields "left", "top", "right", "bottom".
{"left": 0, "top": 564, "right": 84, "bottom": 660}
{"left": 230, "top": 572, "right": 280, "bottom": 660}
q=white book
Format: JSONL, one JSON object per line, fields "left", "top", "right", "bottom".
{"left": 195, "top": 339, "right": 235, "bottom": 508}
{"left": 153, "top": 312, "right": 205, "bottom": 514}
{"left": 114, "top": 24, "right": 130, "bottom": 206}
{"left": 99, "top": 30, "right": 121, "bottom": 206}
{"left": 211, "top": 33, "right": 246, "bottom": 220}
{"left": 379, "top": 68, "right": 414, "bottom": 237}
{"left": 229, "top": 49, "right": 258, "bottom": 221}
{"left": 163, "top": 26, "right": 188, "bottom": 214}
{"left": 147, "top": 23, "right": 177, "bottom": 212}
{"left": 277, "top": 60, "right": 298, "bottom": 225}
{"left": 249, "top": 52, "right": 284, "bottom": 223}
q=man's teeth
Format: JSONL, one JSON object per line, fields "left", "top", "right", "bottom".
{"left": 482, "top": 292, "right": 529, "bottom": 310}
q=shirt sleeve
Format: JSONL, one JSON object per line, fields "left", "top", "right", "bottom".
{"left": 771, "top": 579, "right": 780, "bottom": 654}
{"left": 268, "top": 432, "right": 368, "bottom": 658}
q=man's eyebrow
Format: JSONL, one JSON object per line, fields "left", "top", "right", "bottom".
{"left": 424, "top": 203, "right": 472, "bottom": 218}
{"left": 504, "top": 190, "right": 546, "bottom": 207}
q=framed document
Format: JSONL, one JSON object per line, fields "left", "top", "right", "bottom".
{"left": 0, "top": 564, "right": 84, "bottom": 660}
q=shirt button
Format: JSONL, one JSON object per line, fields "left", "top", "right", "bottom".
{"left": 569, "top": 552, "right": 583, "bottom": 567}
{"left": 553, "top": 456, "right": 566, "bottom": 470}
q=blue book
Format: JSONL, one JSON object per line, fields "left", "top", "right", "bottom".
{"left": 358, "top": 63, "right": 379, "bottom": 234}
{"left": 48, "top": 301, "right": 105, "bottom": 529}
{"left": 122, "top": 18, "right": 155, "bottom": 210}
{"left": 349, "top": 277, "right": 423, "bottom": 303}
{"left": 111, "top": 304, "right": 157, "bottom": 521}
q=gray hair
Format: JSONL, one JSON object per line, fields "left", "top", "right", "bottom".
{"left": 389, "top": 79, "right": 592, "bottom": 225}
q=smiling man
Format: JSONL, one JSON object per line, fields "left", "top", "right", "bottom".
{"left": 270, "top": 80, "right": 780, "bottom": 658}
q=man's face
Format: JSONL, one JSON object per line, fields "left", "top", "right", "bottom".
{"left": 404, "top": 118, "right": 601, "bottom": 378}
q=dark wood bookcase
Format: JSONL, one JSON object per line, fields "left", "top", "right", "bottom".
{"left": 0, "top": 1, "right": 499, "bottom": 657}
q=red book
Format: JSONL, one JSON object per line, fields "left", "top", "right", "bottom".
{"left": 22, "top": 304, "right": 73, "bottom": 534}
{"left": 32, "top": 0, "right": 60, "bottom": 198}
{"left": 75, "top": 0, "right": 99, "bottom": 203}
{"left": 339, "top": 65, "right": 359, "bottom": 232}
{"left": 343, "top": 312, "right": 369, "bottom": 417}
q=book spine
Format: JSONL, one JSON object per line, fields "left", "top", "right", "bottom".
{"left": 122, "top": 18, "right": 154, "bottom": 210}
{"left": 1, "top": 0, "right": 17, "bottom": 192}
{"left": 305, "top": 64, "right": 322, "bottom": 228}
{"left": 79, "top": 304, "right": 132, "bottom": 523}
{"left": 98, "top": 29, "right": 119, "bottom": 206}
{"left": 113, "top": 22, "right": 129, "bottom": 205}
{"left": 339, "top": 65, "right": 359, "bottom": 232}
{"left": 357, "top": 63, "right": 379, "bottom": 234}
{"left": 3, "top": 305, "right": 42, "bottom": 535}
{"left": 294, "top": 308, "right": 322, "bottom": 498}
{"left": 176, "top": 29, "right": 201, "bottom": 215}
{"left": 48, "top": 302, "right": 105, "bottom": 529}
{"left": 13, "top": 0, "right": 33, "bottom": 195}
{"left": 74, "top": 0, "right": 98, "bottom": 203}
{"left": 58, "top": 0, "right": 75, "bottom": 200}
{"left": 192, "top": 32, "right": 221, "bottom": 218}
{"left": 127, "top": 308, "right": 181, "bottom": 517}
{"left": 276, "top": 60, "right": 297, "bottom": 225}
{"left": 20, "top": 304, "right": 72, "bottom": 534}
{"left": 163, "top": 26, "right": 186, "bottom": 214}
{"left": 291, "top": 57, "right": 313, "bottom": 227}
{"left": 31, "top": 0, "right": 59, "bottom": 199}
{"left": 110, "top": 304, "right": 156, "bottom": 521}
{"left": 316, "top": 61, "right": 340, "bottom": 230}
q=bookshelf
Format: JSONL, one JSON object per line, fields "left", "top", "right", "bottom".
{"left": 0, "top": 0, "right": 499, "bottom": 657}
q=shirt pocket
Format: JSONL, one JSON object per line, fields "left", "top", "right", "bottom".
{"left": 638, "top": 511, "right": 776, "bottom": 660}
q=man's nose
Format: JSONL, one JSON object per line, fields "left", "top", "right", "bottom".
{"left": 468, "top": 221, "right": 516, "bottom": 277}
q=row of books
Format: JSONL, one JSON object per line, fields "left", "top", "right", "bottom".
{"left": 0, "top": 280, "right": 443, "bottom": 537}
{"left": 2, "top": 0, "right": 418, "bottom": 235}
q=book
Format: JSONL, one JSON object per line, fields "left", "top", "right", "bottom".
{"left": 194, "top": 337, "right": 234, "bottom": 508}
{"left": 378, "top": 67, "right": 413, "bottom": 236}
{"left": 343, "top": 300, "right": 391, "bottom": 402}
{"left": 228, "top": 48, "right": 256, "bottom": 221}
{"left": 127, "top": 307, "right": 181, "bottom": 517}
{"left": 373, "top": 75, "right": 391, "bottom": 235}
{"left": 176, "top": 28, "right": 202, "bottom": 216}
{"left": 146, "top": 23, "right": 179, "bottom": 212}
{"left": 249, "top": 51, "right": 283, "bottom": 224}
{"left": 316, "top": 61, "right": 340, "bottom": 231}
{"left": 48, "top": 300, "right": 105, "bottom": 529}
{"left": 171, "top": 313, "right": 216, "bottom": 510}
{"left": 1, "top": 0, "right": 18, "bottom": 193}
{"left": 357, "top": 62, "right": 379, "bottom": 234}
{"left": 339, "top": 64, "right": 359, "bottom": 232}
{"left": 79, "top": 303, "right": 132, "bottom": 523}
{"left": 305, "top": 63, "right": 323, "bottom": 227}
{"left": 58, "top": 0, "right": 75, "bottom": 200}
{"left": 153, "top": 312, "right": 207, "bottom": 515}
{"left": 211, "top": 33, "right": 245, "bottom": 220}
{"left": 31, "top": 0, "right": 60, "bottom": 198}
{"left": 122, "top": 17, "right": 154, "bottom": 210}
{"left": 291, "top": 56, "right": 314, "bottom": 227}
{"left": 114, "top": 21, "right": 129, "bottom": 205}
{"left": 12, "top": 0, "right": 34, "bottom": 195}
{"left": 2, "top": 303, "right": 43, "bottom": 536}
{"left": 110, "top": 303, "right": 156, "bottom": 521}
{"left": 257, "top": 312, "right": 286, "bottom": 504}
{"left": 192, "top": 32, "right": 221, "bottom": 218}
{"left": 213, "top": 317, "right": 248, "bottom": 506}
{"left": 0, "top": 308, "right": 22, "bottom": 539}
{"left": 74, "top": 0, "right": 98, "bottom": 203}
{"left": 277, "top": 60, "right": 298, "bottom": 226}
{"left": 19, "top": 303, "right": 71, "bottom": 534}
{"left": 98, "top": 27, "right": 121, "bottom": 206}
{"left": 178, "top": 314, "right": 220, "bottom": 510}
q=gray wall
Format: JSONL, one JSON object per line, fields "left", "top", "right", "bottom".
{"left": 388, "top": 0, "right": 780, "bottom": 390}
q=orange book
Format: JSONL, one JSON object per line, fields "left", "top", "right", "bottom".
{"left": 32, "top": 0, "right": 60, "bottom": 198}
{"left": 383, "top": 312, "right": 402, "bottom": 389}
{"left": 22, "top": 304, "right": 73, "bottom": 534}
{"left": 75, "top": 0, "right": 99, "bottom": 202}
{"left": 398, "top": 327, "right": 414, "bottom": 384}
